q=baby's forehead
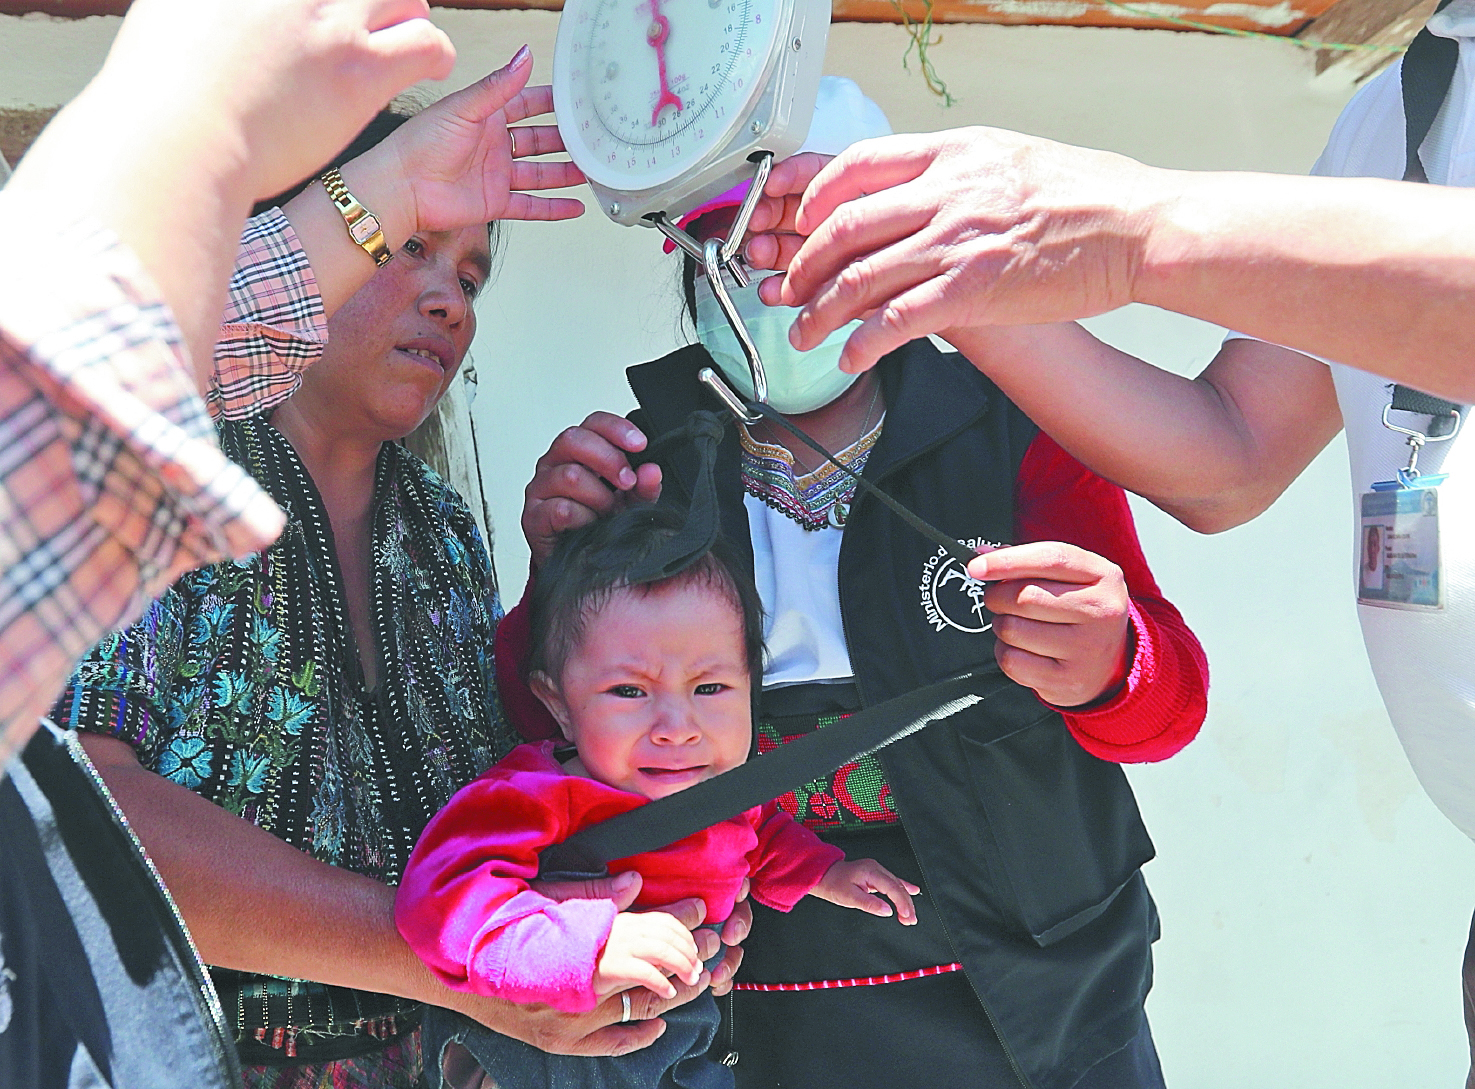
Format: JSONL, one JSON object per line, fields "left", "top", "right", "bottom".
{"left": 583, "top": 578, "right": 740, "bottom": 626}
{"left": 573, "top": 579, "right": 743, "bottom": 644}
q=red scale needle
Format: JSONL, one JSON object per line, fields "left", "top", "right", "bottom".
{"left": 645, "top": 0, "right": 684, "bottom": 127}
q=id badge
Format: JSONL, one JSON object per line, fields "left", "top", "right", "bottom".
{"left": 1358, "top": 485, "right": 1444, "bottom": 610}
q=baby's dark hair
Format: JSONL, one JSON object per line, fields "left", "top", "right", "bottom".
{"left": 527, "top": 504, "right": 765, "bottom": 687}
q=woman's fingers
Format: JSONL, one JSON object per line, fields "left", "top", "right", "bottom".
{"left": 779, "top": 186, "right": 936, "bottom": 338}
{"left": 532, "top": 870, "right": 642, "bottom": 909}
{"left": 523, "top": 416, "right": 658, "bottom": 562}
{"left": 709, "top": 945, "right": 744, "bottom": 996}
{"left": 561, "top": 1017, "right": 669, "bottom": 1058}
{"left": 509, "top": 159, "right": 585, "bottom": 192}
{"left": 450, "top": 45, "right": 534, "bottom": 123}
{"left": 501, "top": 192, "right": 587, "bottom": 222}
{"left": 508, "top": 124, "right": 567, "bottom": 159}
{"left": 791, "top": 135, "right": 942, "bottom": 240}
{"left": 717, "top": 888, "right": 751, "bottom": 947}
{"left": 533, "top": 415, "right": 648, "bottom": 486}
{"left": 505, "top": 83, "right": 556, "bottom": 124}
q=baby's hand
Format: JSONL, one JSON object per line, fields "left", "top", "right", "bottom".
{"left": 592, "top": 911, "right": 703, "bottom": 999}
{"left": 810, "top": 859, "right": 920, "bottom": 925}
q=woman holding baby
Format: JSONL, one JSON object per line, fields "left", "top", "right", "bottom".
{"left": 50, "top": 54, "right": 744, "bottom": 1089}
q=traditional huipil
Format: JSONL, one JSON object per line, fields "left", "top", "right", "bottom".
{"left": 50, "top": 211, "right": 517, "bottom": 1079}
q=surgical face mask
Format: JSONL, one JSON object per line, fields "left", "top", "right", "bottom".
{"left": 694, "top": 274, "right": 862, "bottom": 415}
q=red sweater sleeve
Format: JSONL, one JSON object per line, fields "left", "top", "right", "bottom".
{"left": 745, "top": 801, "right": 845, "bottom": 912}
{"left": 494, "top": 572, "right": 563, "bottom": 741}
{"left": 1014, "top": 431, "right": 1209, "bottom": 763}
{"left": 394, "top": 756, "right": 619, "bottom": 1012}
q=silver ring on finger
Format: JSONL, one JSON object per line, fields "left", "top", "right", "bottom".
{"left": 620, "top": 991, "right": 633, "bottom": 1023}
{"left": 510, "top": 129, "right": 520, "bottom": 158}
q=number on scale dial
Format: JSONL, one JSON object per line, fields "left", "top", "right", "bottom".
{"left": 558, "top": 0, "right": 782, "bottom": 190}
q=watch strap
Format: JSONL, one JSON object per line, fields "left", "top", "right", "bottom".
{"left": 320, "top": 167, "right": 392, "bottom": 267}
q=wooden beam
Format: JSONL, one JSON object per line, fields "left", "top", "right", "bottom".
{"left": 0, "top": 0, "right": 1337, "bottom": 31}
{"left": 0, "top": 1, "right": 126, "bottom": 12}
{"left": 1298, "top": 0, "right": 1435, "bottom": 77}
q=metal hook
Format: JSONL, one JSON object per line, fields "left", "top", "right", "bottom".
{"left": 702, "top": 235, "right": 768, "bottom": 407}
{"left": 646, "top": 153, "right": 778, "bottom": 425}
{"left": 1382, "top": 402, "right": 1463, "bottom": 480}
{"left": 723, "top": 152, "right": 773, "bottom": 266}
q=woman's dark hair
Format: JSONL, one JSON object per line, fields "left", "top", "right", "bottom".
{"left": 527, "top": 504, "right": 765, "bottom": 687}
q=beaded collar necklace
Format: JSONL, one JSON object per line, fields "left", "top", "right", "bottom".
{"left": 738, "top": 412, "right": 885, "bottom": 531}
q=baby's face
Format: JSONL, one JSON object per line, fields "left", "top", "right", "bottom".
{"left": 546, "top": 582, "right": 752, "bottom": 800}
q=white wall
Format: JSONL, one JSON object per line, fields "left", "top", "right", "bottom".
{"left": 6, "top": 12, "right": 1473, "bottom": 1086}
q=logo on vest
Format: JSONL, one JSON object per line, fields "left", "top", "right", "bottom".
{"left": 919, "top": 538, "right": 996, "bottom": 633}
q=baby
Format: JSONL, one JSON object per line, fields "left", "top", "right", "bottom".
{"left": 395, "top": 505, "right": 917, "bottom": 1089}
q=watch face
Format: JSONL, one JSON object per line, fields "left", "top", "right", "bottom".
{"left": 349, "top": 213, "right": 382, "bottom": 245}
{"left": 556, "top": 0, "right": 785, "bottom": 191}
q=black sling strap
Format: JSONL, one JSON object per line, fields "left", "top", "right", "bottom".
{"left": 537, "top": 665, "right": 1013, "bottom": 880}
{"left": 1395, "top": 2, "right": 1466, "bottom": 421}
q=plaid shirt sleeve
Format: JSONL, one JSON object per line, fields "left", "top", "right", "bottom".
{"left": 209, "top": 206, "right": 328, "bottom": 420}
{"left": 0, "top": 201, "right": 285, "bottom": 739}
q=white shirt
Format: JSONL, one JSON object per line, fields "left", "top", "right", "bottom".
{"left": 1240, "top": 5, "right": 1475, "bottom": 838}
{"left": 745, "top": 494, "right": 857, "bottom": 688}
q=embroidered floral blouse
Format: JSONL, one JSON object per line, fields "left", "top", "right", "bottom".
{"left": 52, "top": 414, "right": 516, "bottom": 880}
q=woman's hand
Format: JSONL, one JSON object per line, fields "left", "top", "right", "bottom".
{"left": 359, "top": 46, "right": 586, "bottom": 234}
{"left": 532, "top": 872, "right": 750, "bottom": 998}
{"left": 523, "top": 413, "right": 663, "bottom": 567}
{"left": 810, "top": 859, "right": 919, "bottom": 924}
{"left": 447, "top": 879, "right": 718, "bottom": 1055}
{"left": 968, "top": 542, "right": 1133, "bottom": 708}
{"left": 439, "top": 971, "right": 713, "bottom": 1057}
{"left": 334, "top": 45, "right": 584, "bottom": 251}
{"left": 284, "top": 46, "right": 585, "bottom": 315}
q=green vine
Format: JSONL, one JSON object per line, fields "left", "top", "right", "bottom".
{"left": 892, "top": 0, "right": 957, "bottom": 105}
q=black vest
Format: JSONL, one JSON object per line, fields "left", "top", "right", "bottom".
{"left": 629, "top": 340, "right": 1159, "bottom": 1089}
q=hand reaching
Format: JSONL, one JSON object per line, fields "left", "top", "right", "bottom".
{"left": 523, "top": 413, "right": 663, "bottom": 567}
{"left": 746, "top": 129, "right": 1155, "bottom": 375}
{"left": 593, "top": 911, "right": 704, "bottom": 999}
{"left": 969, "top": 542, "right": 1132, "bottom": 708}
{"left": 7, "top": 0, "right": 460, "bottom": 382}
{"left": 810, "top": 858, "right": 919, "bottom": 924}
{"left": 361, "top": 46, "right": 585, "bottom": 234}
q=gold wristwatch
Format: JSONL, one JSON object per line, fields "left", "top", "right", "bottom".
{"left": 320, "top": 167, "right": 392, "bottom": 267}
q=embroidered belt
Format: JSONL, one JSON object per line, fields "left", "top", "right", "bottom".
{"left": 213, "top": 969, "right": 423, "bottom": 1061}
{"left": 756, "top": 682, "right": 900, "bottom": 832}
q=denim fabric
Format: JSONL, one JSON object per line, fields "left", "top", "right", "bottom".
{"left": 424, "top": 946, "right": 729, "bottom": 1089}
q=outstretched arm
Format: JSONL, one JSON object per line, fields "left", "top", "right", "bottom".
{"left": 747, "top": 134, "right": 1475, "bottom": 404}
{"left": 81, "top": 733, "right": 708, "bottom": 1054}
{"left": 944, "top": 326, "right": 1343, "bottom": 533}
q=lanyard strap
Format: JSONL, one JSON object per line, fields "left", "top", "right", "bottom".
{"left": 537, "top": 665, "right": 1012, "bottom": 880}
{"left": 746, "top": 401, "right": 984, "bottom": 567}
{"left": 1391, "top": 10, "right": 1466, "bottom": 438}
{"left": 1390, "top": 382, "right": 1462, "bottom": 427}
{"left": 1403, "top": 0, "right": 1458, "bottom": 183}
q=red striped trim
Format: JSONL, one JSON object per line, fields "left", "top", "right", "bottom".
{"left": 731, "top": 962, "right": 963, "bottom": 991}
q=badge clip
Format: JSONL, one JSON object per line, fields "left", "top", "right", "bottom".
{"left": 1372, "top": 396, "right": 1462, "bottom": 491}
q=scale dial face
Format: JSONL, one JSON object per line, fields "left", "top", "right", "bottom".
{"left": 555, "top": 0, "right": 786, "bottom": 192}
